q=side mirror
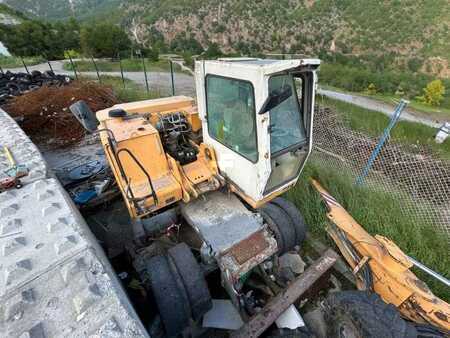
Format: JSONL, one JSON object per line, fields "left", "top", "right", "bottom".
{"left": 69, "top": 100, "right": 99, "bottom": 133}
{"left": 259, "top": 85, "right": 293, "bottom": 114}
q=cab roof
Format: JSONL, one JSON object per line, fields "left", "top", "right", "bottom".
{"left": 199, "top": 58, "right": 320, "bottom": 75}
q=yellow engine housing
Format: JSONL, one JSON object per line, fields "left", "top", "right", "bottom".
{"left": 96, "top": 96, "right": 221, "bottom": 218}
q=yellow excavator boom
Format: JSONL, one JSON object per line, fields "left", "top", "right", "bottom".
{"left": 311, "top": 179, "right": 450, "bottom": 332}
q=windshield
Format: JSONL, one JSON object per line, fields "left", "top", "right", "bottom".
{"left": 269, "top": 74, "right": 306, "bottom": 154}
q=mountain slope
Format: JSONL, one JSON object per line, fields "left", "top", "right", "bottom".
{"left": 0, "top": 0, "right": 121, "bottom": 21}
{"left": 2, "top": 0, "right": 449, "bottom": 77}
{"left": 0, "top": 3, "right": 26, "bottom": 25}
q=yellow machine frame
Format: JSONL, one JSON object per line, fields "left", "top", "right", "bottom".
{"left": 312, "top": 179, "right": 450, "bottom": 332}
{"left": 96, "top": 96, "right": 220, "bottom": 218}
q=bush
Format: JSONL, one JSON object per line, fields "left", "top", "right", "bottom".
{"left": 182, "top": 52, "right": 194, "bottom": 69}
{"left": 0, "top": 18, "right": 80, "bottom": 60}
{"left": 365, "top": 83, "right": 377, "bottom": 95}
{"left": 80, "top": 23, "right": 131, "bottom": 58}
{"left": 204, "top": 42, "right": 222, "bottom": 59}
{"left": 417, "top": 79, "right": 445, "bottom": 106}
{"left": 142, "top": 47, "right": 159, "bottom": 62}
{"left": 64, "top": 49, "right": 80, "bottom": 59}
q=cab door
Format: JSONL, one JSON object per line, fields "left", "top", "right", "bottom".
{"left": 196, "top": 64, "right": 269, "bottom": 202}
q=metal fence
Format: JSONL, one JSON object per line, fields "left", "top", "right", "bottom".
{"left": 310, "top": 100, "right": 450, "bottom": 240}
{"left": 10, "top": 54, "right": 196, "bottom": 98}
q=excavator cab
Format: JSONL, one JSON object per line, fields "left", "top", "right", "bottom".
{"left": 71, "top": 58, "right": 319, "bottom": 218}
{"left": 196, "top": 58, "right": 319, "bottom": 207}
{"left": 69, "top": 58, "right": 322, "bottom": 336}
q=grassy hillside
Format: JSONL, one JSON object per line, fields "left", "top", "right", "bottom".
{"left": 2, "top": 0, "right": 121, "bottom": 21}
{"left": 3, "top": 1, "right": 449, "bottom": 79}
{"left": 0, "top": 3, "right": 27, "bottom": 24}
{"left": 123, "top": 0, "right": 449, "bottom": 78}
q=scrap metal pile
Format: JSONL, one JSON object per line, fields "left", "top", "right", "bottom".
{"left": 0, "top": 70, "right": 71, "bottom": 104}
{"left": 2, "top": 81, "right": 119, "bottom": 148}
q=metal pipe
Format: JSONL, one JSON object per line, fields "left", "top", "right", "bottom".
{"left": 68, "top": 54, "right": 78, "bottom": 80}
{"left": 407, "top": 255, "right": 450, "bottom": 287}
{"left": 118, "top": 53, "right": 125, "bottom": 88}
{"left": 356, "top": 99, "right": 409, "bottom": 185}
{"left": 21, "top": 57, "right": 30, "bottom": 74}
{"left": 47, "top": 60, "right": 54, "bottom": 73}
{"left": 91, "top": 56, "right": 101, "bottom": 83}
{"left": 141, "top": 53, "right": 149, "bottom": 94}
{"left": 170, "top": 60, "right": 175, "bottom": 96}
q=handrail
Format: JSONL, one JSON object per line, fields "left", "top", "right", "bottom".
{"left": 116, "top": 148, "right": 159, "bottom": 207}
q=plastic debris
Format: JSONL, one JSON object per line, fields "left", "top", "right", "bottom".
{"left": 275, "top": 304, "right": 306, "bottom": 330}
{"left": 202, "top": 299, "right": 244, "bottom": 330}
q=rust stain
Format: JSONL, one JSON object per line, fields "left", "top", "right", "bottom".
{"left": 227, "top": 230, "right": 269, "bottom": 265}
{"left": 435, "top": 311, "right": 448, "bottom": 322}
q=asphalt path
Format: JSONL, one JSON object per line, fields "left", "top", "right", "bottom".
{"left": 5, "top": 61, "right": 441, "bottom": 128}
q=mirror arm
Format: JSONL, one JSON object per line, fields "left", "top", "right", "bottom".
{"left": 258, "top": 95, "right": 271, "bottom": 115}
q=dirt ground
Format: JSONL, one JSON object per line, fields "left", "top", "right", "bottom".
{"left": 2, "top": 81, "right": 119, "bottom": 148}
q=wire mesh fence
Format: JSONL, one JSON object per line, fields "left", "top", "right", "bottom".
{"left": 310, "top": 104, "right": 450, "bottom": 240}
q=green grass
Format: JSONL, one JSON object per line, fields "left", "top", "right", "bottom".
{"left": 0, "top": 56, "right": 45, "bottom": 69}
{"left": 63, "top": 59, "right": 180, "bottom": 73}
{"left": 317, "top": 96, "right": 450, "bottom": 160}
{"left": 286, "top": 159, "right": 450, "bottom": 302}
{"left": 93, "top": 75, "right": 161, "bottom": 102}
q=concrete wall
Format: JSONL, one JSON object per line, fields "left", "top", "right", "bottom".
{"left": 0, "top": 109, "right": 149, "bottom": 337}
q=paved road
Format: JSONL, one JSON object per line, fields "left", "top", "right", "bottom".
{"left": 317, "top": 88, "right": 441, "bottom": 128}
{"left": 6, "top": 61, "right": 441, "bottom": 128}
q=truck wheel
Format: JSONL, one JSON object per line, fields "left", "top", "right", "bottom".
{"left": 168, "top": 243, "right": 212, "bottom": 321}
{"left": 145, "top": 255, "right": 191, "bottom": 337}
{"left": 270, "top": 197, "right": 307, "bottom": 245}
{"left": 325, "top": 291, "right": 417, "bottom": 338}
{"left": 266, "top": 327, "right": 312, "bottom": 337}
{"left": 15, "top": 180, "right": 23, "bottom": 189}
{"left": 259, "top": 203, "right": 296, "bottom": 254}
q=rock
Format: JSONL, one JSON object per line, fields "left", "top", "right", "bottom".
{"left": 279, "top": 252, "right": 306, "bottom": 275}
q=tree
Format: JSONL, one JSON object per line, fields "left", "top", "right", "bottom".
{"left": 55, "top": 18, "right": 81, "bottom": 52}
{"left": 418, "top": 79, "right": 445, "bottom": 106}
{"left": 170, "top": 33, "right": 203, "bottom": 54}
{"left": 142, "top": 47, "right": 159, "bottom": 61}
{"left": 204, "top": 42, "right": 222, "bottom": 59}
{"left": 0, "top": 20, "right": 65, "bottom": 59}
{"left": 80, "top": 23, "right": 131, "bottom": 58}
{"left": 0, "top": 19, "right": 82, "bottom": 60}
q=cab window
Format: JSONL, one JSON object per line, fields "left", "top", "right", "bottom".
{"left": 206, "top": 75, "right": 258, "bottom": 162}
{"left": 268, "top": 74, "right": 306, "bottom": 154}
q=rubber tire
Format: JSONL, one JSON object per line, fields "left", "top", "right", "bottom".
{"left": 266, "top": 327, "right": 312, "bottom": 337}
{"left": 145, "top": 255, "right": 191, "bottom": 337}
{"left": 167, "top": 243, "right": 212, "bottom": 321}
{"left": 259, "top": 206, "right": 285, "bottom": 254}
{"left": 325, "top": 291, "right": 418, "bottom": 338}
{"left": 260, "top": 203, "right": 297, "bottom": 254}
{"left": 270, "top": 197, "right": 307, "bottom": 245}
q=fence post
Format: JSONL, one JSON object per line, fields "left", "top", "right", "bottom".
{"left": 47, "top": 60, "right": 54, "bottom": 73}
{"left": 68, "top": 54, "right": 78, "bottom": 80}
{"left": 0, "top": 66, "right": 4, "bottom": 75}
{"left": 21, "top": 57, "right": 30, "bottom": 75}
{"left": 170, "top": 60, "right": 175, "bottom": 96}
{"left": 356, "top": 99, "right": 409, "bottom": 185}
{"left": 140, "top": 53, "right": 149, "bottom": 94}
{"left": 118, "top": 53, "right": 125, "bottom": 89}
{"left": 91, "top": 56, "right": 101, "bottom": 83}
